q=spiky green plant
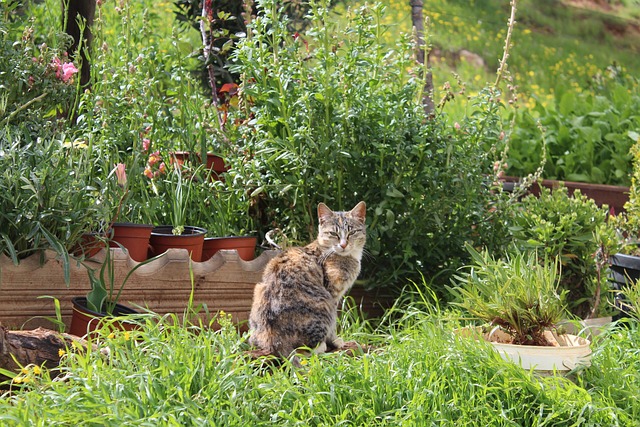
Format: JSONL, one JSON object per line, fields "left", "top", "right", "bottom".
{"left": 618, "top": 281, "right": 640, "bottom": 321}
{"left": 449, "top": 246, "right": 568, "bottom": 346}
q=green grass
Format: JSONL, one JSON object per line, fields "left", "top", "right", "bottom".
{"left": 335, "top": 0, "right": 640, "bottom": 118}
{"left": 1, "top": 296, "right": 639, "bottom": 425}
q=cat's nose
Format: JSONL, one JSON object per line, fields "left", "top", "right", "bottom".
{"left": 340, "top": 240, "right": 348, "bottom": 249}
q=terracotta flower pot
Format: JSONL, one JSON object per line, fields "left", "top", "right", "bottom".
{"left": 169, "top": 151, "right": 229, "bottom": 181}
{"left": 109, "top": 223, "right": 154, "bottom": 262}
{"left": 72, "top": 232, "right": 105, "bottom": 259}
{"left": 69, "top": 297, "right": 140, "bottom": 338}
{"left": 205, "top": 153, "right": 229, "bottom": 180}
{"left": 149, "top": 225, "right": 207, "bottom": 262}
{"left": 202, "top": 236, "right": 258, "bottom": 261}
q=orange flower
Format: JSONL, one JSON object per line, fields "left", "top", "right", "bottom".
{"left": 148, "top": 151, "right": 161, "bottom": 166}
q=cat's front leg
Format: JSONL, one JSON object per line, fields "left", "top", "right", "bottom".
{"left": 325, "top": 315, "right": 344, "bottom": 350}
{"left": 314, "top": 341, "right": 328, "bottom": 354}
{"left": 329, "top": 336, "right": 345, "bottom": 349}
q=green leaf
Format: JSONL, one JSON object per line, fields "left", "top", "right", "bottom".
{"left": 385, "top": 187, "right": 404, "bottom": 198}
{"left": 559, "top": 92, "right": 576, "bottom": 116}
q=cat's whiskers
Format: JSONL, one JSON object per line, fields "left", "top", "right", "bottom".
{"left": 318, "top": 248, "right": 336, "bottom": 265}
{"left": 360, "top": 247, "right": 375, "bottom": 262}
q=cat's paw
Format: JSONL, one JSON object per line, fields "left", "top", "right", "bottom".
{"left": 331, "top": 337, "right": 345, "bottom": 349}
{"left": 314, "top": 341, "right": 328, "bottom": 354}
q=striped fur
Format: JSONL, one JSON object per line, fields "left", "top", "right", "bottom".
{"left": 249, "top": 201, "right": 366, "bottom": 359}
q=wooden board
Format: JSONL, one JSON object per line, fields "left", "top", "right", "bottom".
{"left": 0, "top": 249, "right": 391, "bottom": 331}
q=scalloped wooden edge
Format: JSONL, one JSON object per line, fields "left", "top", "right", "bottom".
{"left": 0, "top": 248, "right": 278, "bottom": 330}
{"left": 0, "top": 247, "right": 277, "bottom": 275}
{"left": 0, "top": 248, "right": 390, "bottom": 331}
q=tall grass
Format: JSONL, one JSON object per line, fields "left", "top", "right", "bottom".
{"left": 1, "top": 294, "right": 638, "bottom": 425}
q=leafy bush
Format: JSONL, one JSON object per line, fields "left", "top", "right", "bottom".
{"left": 0, "top": 132, "right": 99, "bottom": 275}
{"left": 0, "top": 4, "right": 79, "bottom": 140}
{"left": 509, "top": 185, "right": 619, "bottom": 319}
{"left": 612, "top": 133, "right": 640, "bottom": 252}
{"left": 506, "top": 68, "right": 640, "bottom": 186}
{"left": 229, "top": 1, "right": 511, "bottom": 291}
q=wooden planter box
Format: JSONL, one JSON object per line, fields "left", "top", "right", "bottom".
{"left": 503, "top": 176, "right": 629, "bottom": 214}
{"left": 0, "top": 249, "right": 391, "bottom": 331}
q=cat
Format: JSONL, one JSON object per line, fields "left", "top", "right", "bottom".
{"left": 248, "top": 201, "right": 367, "bottom": 361}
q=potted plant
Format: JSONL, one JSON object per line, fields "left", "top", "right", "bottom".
{"left": 103, "top": 162, "right": 155, "bottom": 262}
{"left": 609, "top": 133, "right": 640, "bottom": 319}
{"left": 509, "top": 184, "right": 619, "bottom": 322}
{"left": 189, "top": 169, "right": 258, "bottom": 262}
{"left": 0, "top": 132, "right": 100, "bottom": 284}
{"left": 69, "top": 245, "right": 163, "bottom": 337}
{"left": 448, "top": 246, "right": 592, "bottom": 372}
{"left": 148, "top": 161, "right": 207, "bottom": 261}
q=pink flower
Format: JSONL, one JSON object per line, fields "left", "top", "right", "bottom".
{"left": 143, "top": 167, "right": 153, "bottom": 179}
{"left": 454, "top": 122, "right": 461, "bottom": 130}
{"left": 142, "top": 138, "right": 151, "bottom": 152}
{"left": 51, "top": 58, "right": 78, "bottom": 83}
{"left": 158, "top": 162, "right": 166, "bottom": 175}
{"left": 61, "top": 62, "right": 78, "bottom": 83}
{"left": 114, "top": 163, "right": 127, "bottom": 187}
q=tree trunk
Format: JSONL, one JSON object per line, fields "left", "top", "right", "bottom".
{"left": 64, "top": 0, "right": 96, "bottom": 87}
{"left": 410, "top": 0, "right": 435, "bottom": 117}
{"left": 0, "top": 326, "right": 87, "bottom": 382}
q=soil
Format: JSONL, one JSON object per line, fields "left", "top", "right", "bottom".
{"left": 562, "top": 0, "right": 640, "bottom": 38}
{"left": 564, "top": 0, "right": 615, "bottom": 13}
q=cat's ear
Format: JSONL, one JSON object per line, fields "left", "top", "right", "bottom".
{"left": 317, "top": 203, "right": 334, "bottom": 224}
{"left": 350, "top": 201, "right": 366, "bottom": 223}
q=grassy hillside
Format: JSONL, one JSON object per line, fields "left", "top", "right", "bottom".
{"left": 338, "top": 0, "right": 639, "bottom": 109}
{"left": 339, "top": 0, "right": 640, "bottom": 185}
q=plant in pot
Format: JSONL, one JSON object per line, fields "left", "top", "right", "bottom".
{"left": 609, "top": 132, "right": 640, "bottom": 319}
{"left": 190, "top": 167, "right": 258, "bottom": 262}
{"left": 0, "top": 132, "right": 101, "bottom": 284}
{"left": 147, "top": 161, "right": 207, "bottom": 261}
{"left": 509, "top": 184, "right": 620, "bottom": 322}
{"left": 448, "top": 246, "right": 592, "bottom": 372}
{"left": 70, "top": 245, "right": 162, "bottom": 337}
{"left": 98, "top": 161, "right": 156, "bottom": 262}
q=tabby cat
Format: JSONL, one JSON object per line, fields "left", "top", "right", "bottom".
{"left": 249, "top": 201, "right": 367, "bottom": 360}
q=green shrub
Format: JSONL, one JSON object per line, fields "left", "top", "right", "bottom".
{"left": 509, "top": 184, "right": 619, "bottom": 319}
{"left": 506, "top": 69, "right": 640, "bottom": 186}
{"left": 0, "top": 4, "right": 79, "bottom": 140}
{"left": 0, "top": 132, "right": 99, "bottom": 280}
{"left": 449, "top": 246, "right": 567, "bottom": 346}
{"left": 229, "top": 1, "right": 511, "bottom": 291}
